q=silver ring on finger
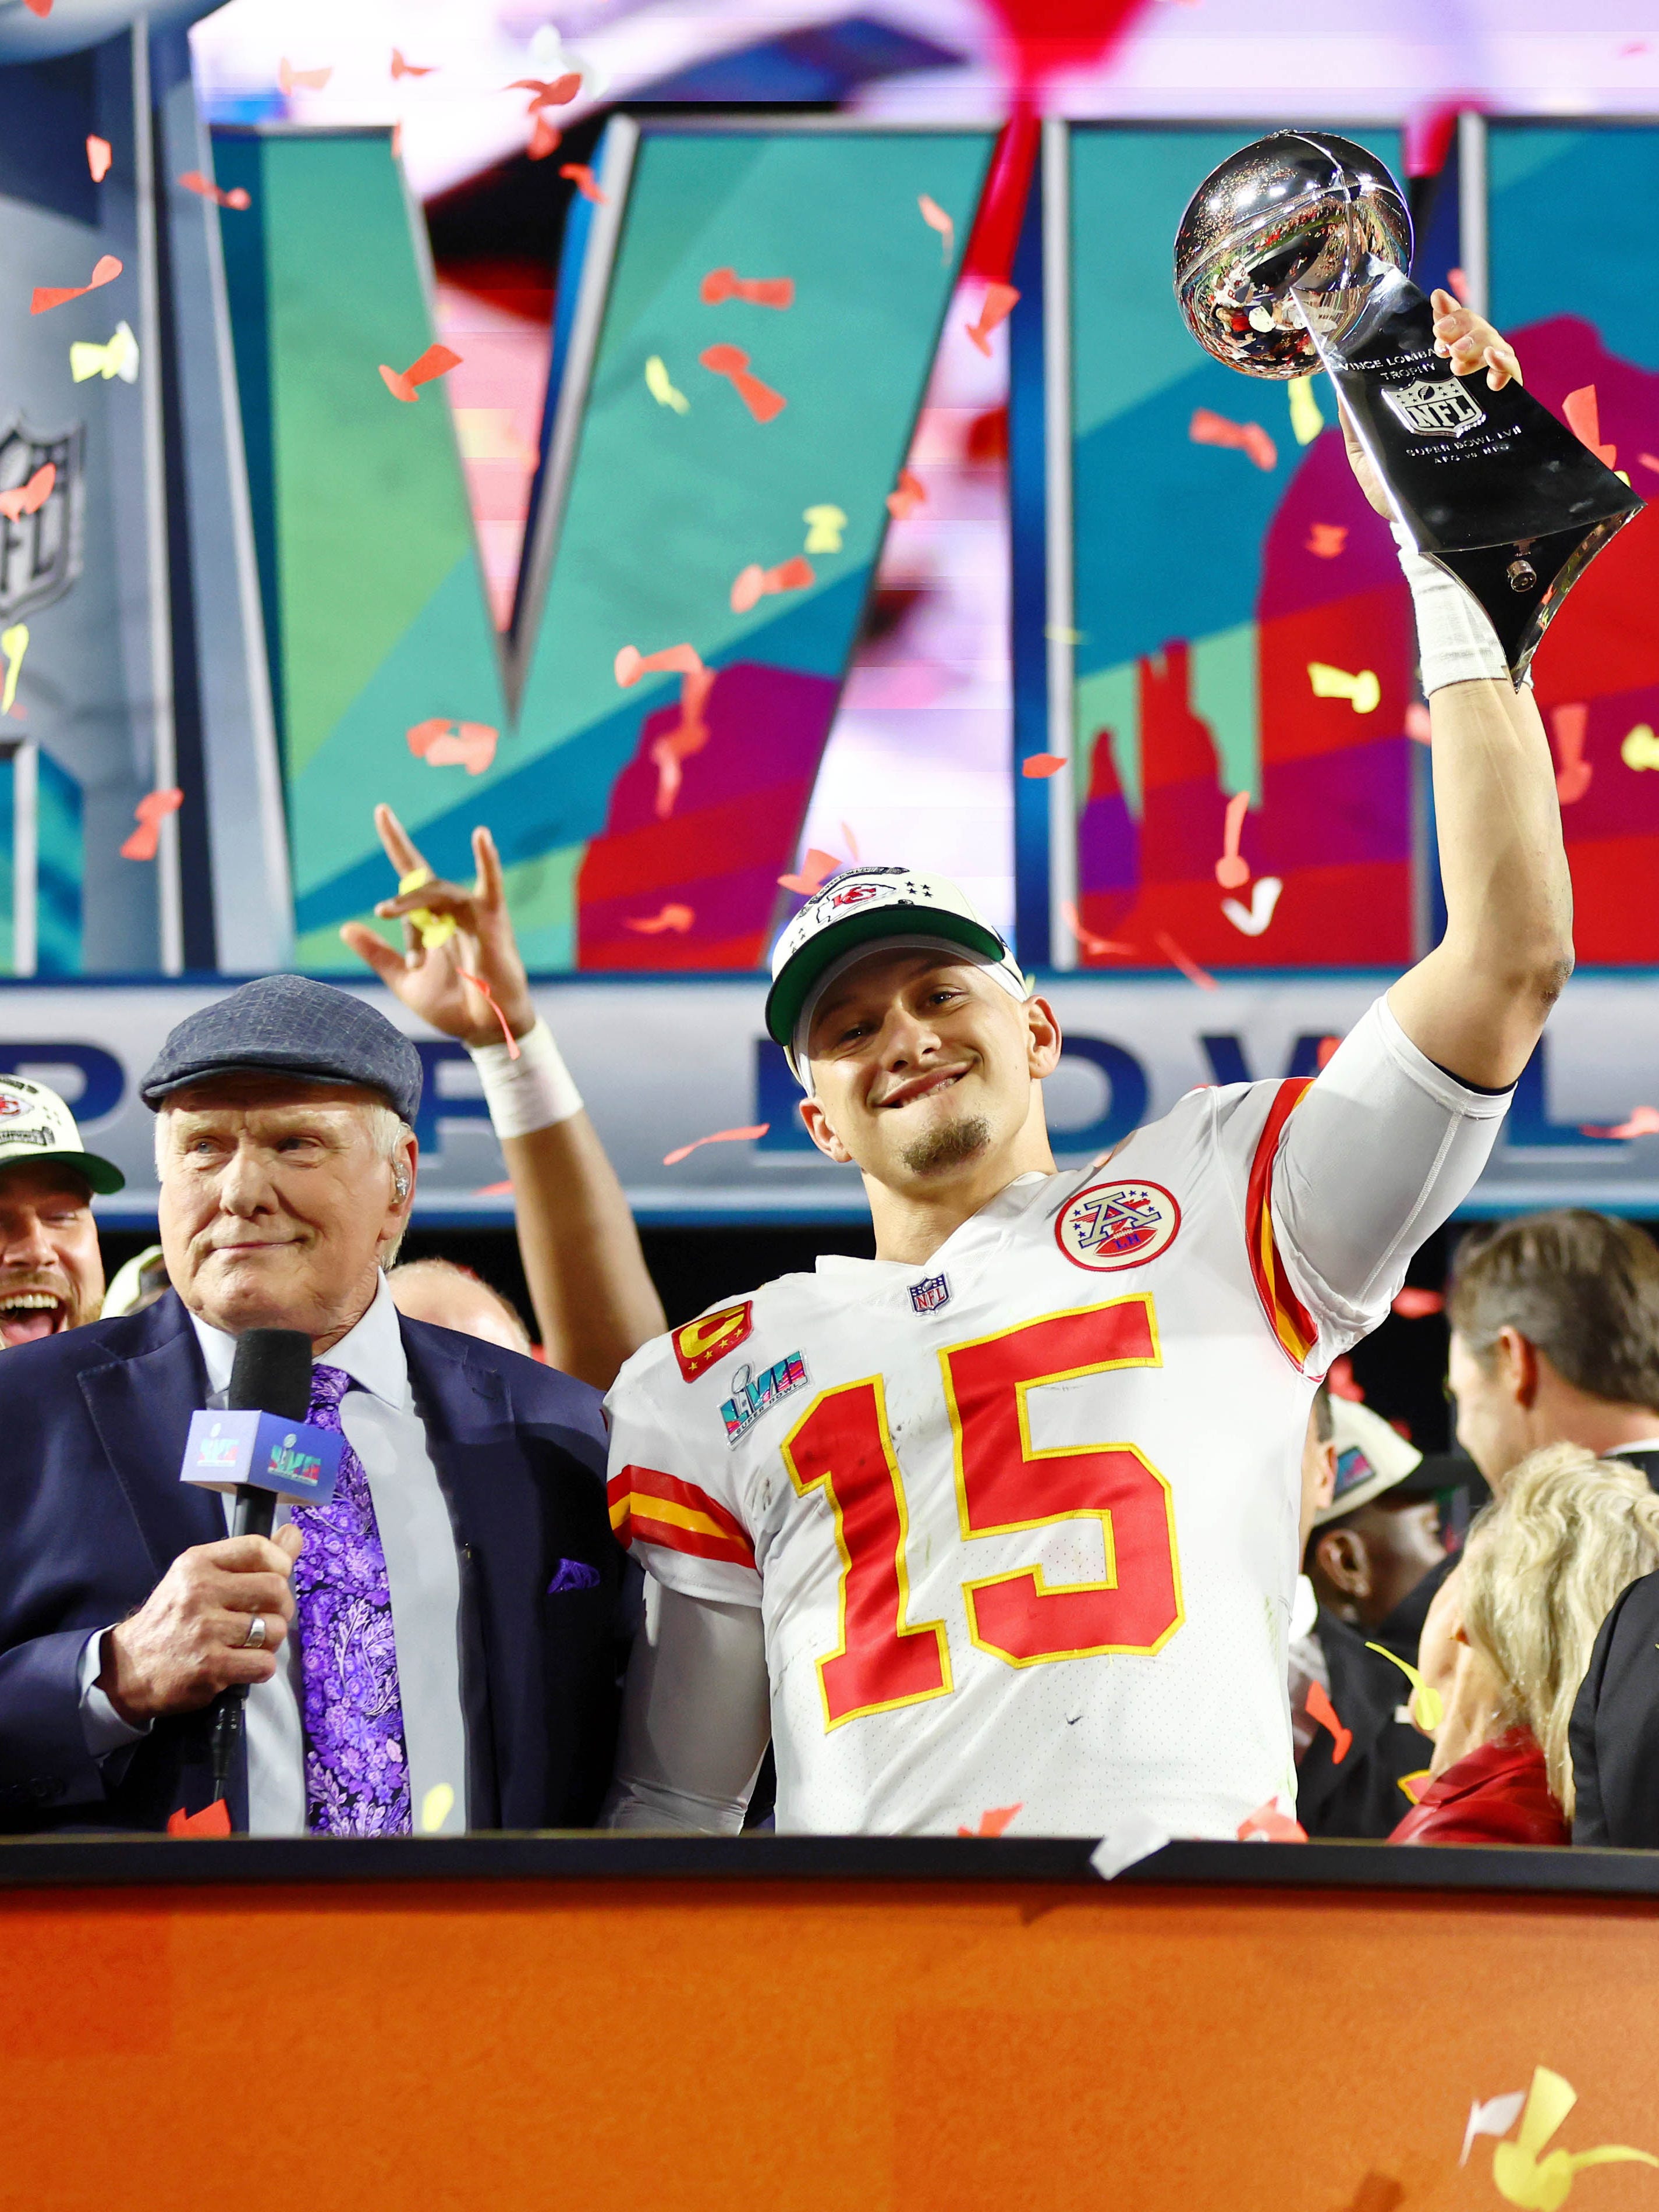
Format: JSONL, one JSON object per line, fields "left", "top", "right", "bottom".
{"left": 240, "top": 1613, "right": 267, "bottom": 1651}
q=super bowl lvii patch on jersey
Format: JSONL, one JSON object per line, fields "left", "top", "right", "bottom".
{"left": 721, "top": 1353, "right": 808, "bottom": 1445}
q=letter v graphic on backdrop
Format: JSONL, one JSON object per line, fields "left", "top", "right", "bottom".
{"left": 210, "top": 119, "right": 996, "bottom": 976}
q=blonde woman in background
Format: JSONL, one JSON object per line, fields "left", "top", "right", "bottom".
{"left": 1392, "top": 1446, "right": 1659, "bottom": 1846}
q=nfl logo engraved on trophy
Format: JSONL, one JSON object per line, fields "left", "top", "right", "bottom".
{"left": 1382, "top": 378, "right": 1486, "bottom": 441}
{"left": 0, "top": 420, "right": 84, "bottom": 622}
{"left": 909, "top": 1272, "right": 951, "bottom": 1315}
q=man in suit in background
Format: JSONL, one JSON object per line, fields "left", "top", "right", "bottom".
{"left": 0, "top": 976, "right": 626, "bottom": 1835}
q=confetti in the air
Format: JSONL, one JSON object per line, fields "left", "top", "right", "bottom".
{"left": 458, "top": 970, "right": 519, "bottom": 1057}
{"left": 560, "top": 163, "right": 607, "bottom": 205}
{"left": 278, "top": 58, "right": 333, "bottom": 94}
{"left": 701, "top": 267, "right": 794, "bottom": 309}
{"left": 179, "top": 171, "right": 250, "bottom": 210}
{"left": 1490, "top": 2066, "right": 1658, "bottom": 2209}
{"left": 394, "top": 863, "right": 456, "bottom": 951}
{"left": 1237, "top": 1795, "right": 1306, "bottom": 1842}
{"left": 1090, "top": 1812, "right": 1172, "bottom": 1881}
{"left": 649, "top": 700, "right": 711, "bottom": 820}
{"left": 1304, "top": 1679, "right": 1351, "bottom": 1763}
{"left": 731, "top": 555, "right": 813, "bottom": 615}
{"left": 886, "top": 468, "right": 926, "bottom": 520}
{"left": 120, "top": 787, "right": 184, "bottom": 863}
{"left": 1641, "top": 454, "right": 1659, "bottom": 477}
{"left": 409, "top": 721, "right": 497, "bottom": 776}
{"left": 1391, "top": 1286, "right": 1446, "bottom": 1317}
{"left": 1306, "top": 523, "right": 1348, "bottom": 558}
{"left": 419, "top": 1782, "right": 455, "bottom": 1832}
{"left": 1581, "top": 1105, "right": 1659, "bottom": 1140}
{"left": 1365, "top": 1640, "right": 1443, "bottom": 1731}
{"left": 1221, "top": 877, "right": 1282, "bottom": 937}
{"left": 1447, "top": 265, "right": 1470, "bottom": 303}
{"left": 1190, "top": 406, "right": 1277, "bottom": 470}
{"left": 625, "top": 905, "right": 696, "bottom": 935}
{"left": 1562, "top": 385, "right": 1617, "bottom": 470}
{"left": 0, "top": 625, "right": 27, "bottom": 717}
{"left": 615, "top": 641, "right": 703, "bottom": 688}
{"left": 965, "top": 281, "right": 1019, "bottom": 356}
{"left": 166, "top": 1799, "right": 231, "bottom": 1836}
{"left": 1405, "top": 701, "right": 1433, "bottom": 745}
{"left": 1022, "top": 753, "right": 1066, "bottom": 779}
{"left": 1288, "top": 377, "right": 1324, "bottom": 444}
{"left": 663, "top": 1125, "right": 769, "bottom": 1167}
{"left": 644, "top": 356, "right": 689, "bottom": 413}
{"left": 779, "top": 850, "right": 842, "bottom": 896}
{"left": 86, "top": 136, "right": 112, "bottom": 182}
{"left": 0, "top": 464, "right": 54, "bottom": 522}
{"left": 31, "top": 253, "right": 122, "bottom": 316}
{"left": 392, "top": 48, "right": 436, "bottom": 79}
{"left": 1463, "top": 2092, "right": 1529, "bottom": 2168}
{"left": 1309, "top": 661, "right": 1380, "bottom": 714}
{"left": 917, "top": 194, "right": 954, "bottom": 262}
{"left": 1622, "top": 723, "right": 1659, "bottom": 771}
{"left": 1061, "top": 900, "right": 1135, "bottom": 959}
{"left": 1155, "top": 930, "right": 1218, "bottom": 991}
{"left": 802, "top": 504, "right": 846, "bottom": 554}
{"left": 957, "top": 1803, "right": 1022, "bottom": 1837}
{"left": 380, "top": 343, "right": 462, "bottom": 403}
{"left": 1214, "top": 789, "right": 1250, "bottom": 889}
{"left": 70, "top": 321, "right": 139, "bottom": 382}
{"left": 509, "top": 72, "right": 582, "bottom": 110}
{"left": 1551, "top": 702, "right": 1591, "bottom": 804}
{"left": 700, "top": 343, "right": 785, "bottom": 423}
{"left": 21, "top": 0, "right": 51, "bottom": 16}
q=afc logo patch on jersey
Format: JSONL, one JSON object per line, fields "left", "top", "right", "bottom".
{"left": 1055, "top": 1180, "right": 1182, "bottom": 1272}
{"left": 909, "top": 1272, "right": 951, "bottom": 1314}
{"left": 672, "top": 1300, "right": 754, "bottom": 1382}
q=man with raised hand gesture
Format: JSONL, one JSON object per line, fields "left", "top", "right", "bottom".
{"left": 341, "top": 803, "right": 664, "bottom": 1391}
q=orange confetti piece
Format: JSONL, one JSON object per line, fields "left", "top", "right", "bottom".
{"left": 278, "top": 58, "right": 333, "bottom": 94}
{"left": 379, "top": 343, "right": 462, "bottom": 403}
{"left": 1022, "top": 753, "right": 1065, "bottom": 779}
{"left": 1304, "top": 1679, "right": 1352, "bottom": 1764}
{"left": 391, "top": 48, "right": 435, "bottom": 78}
{"left": 457, "top": 970, "right": 519, "bottom": 1058}
{"left": 663, "top": 1125, "right": 768, "bottom": 1168}
{"left": 1391, "top": 1286, "right": 1445, "bottom": 1318}
{"left": 1155, "top": 930, "right": 1218, "bottom": 990}
{"left": 1447, "top": 266, "right": 1470, "bottom": 304}
{"left": 778, "top": 849, "right": 842, "bottom": 896}
{"left": 701, "top": 267, "right": 794, "bottom": 309}
{"left": 509, "top": 72, "right": 582, "bottom": 110}
{"left": 1640, "top": 454, "right": 1659, "bottom": 476}
{"left": 1582, "top": 1105, "right": 1659, "bottom": 1140}
{"left": 957, "top": 1803, "right": 1022, "bottom": 1837}
{"left": 1214, "top": 789, "right": 1250, "bottom": 889}
{"left": 1562, "top": 385, "right": 1617, "bottom": 470}
{"left": 1306, "top": 522, "right": 1348, "bottom": 558}
{"left": 179, "top": 171, "right": 250, "bottom": 210}
{"left": 1405, "top": 702, "right": 1433, "bottom": 745}
{"left": 528, "top": 114, "right": 561, "bottom": 161}
{"left": 1316, "top": 1034, "right": 1342, "bottom": 1070}
{"left": 1551, "top": 701, "right": 1591, "bottom": 806}
{"left": 22, "top": 0, "right": 51, "bottom": 15}
{"left": 625, "top": 904, "right": 695, "bottom": 935}
{"left": 423, "top": 722, "right": 497, "bottom": 776}
{"left": 965, "top": 281, "right": 1019, "bottom": 357}
{"left": 30, "top": 253, "right": 121, "bottom": 316}
{"left": 166, "top": 1798, "right": 231, "bottom": 1837}
{"left": 615, "top": 641, "right": 704, "bottom": 689}
{"left": 0, "top": 463, "right": 55, "bottom": 523}
{"left": 1060, "top": 899, "right": 1136, "bottom": 960}
{"left": 86, "top": 136, "right": 112, "bottom": 183}
{"left": 730, "top": 554, "right": 813, "bottom": 615}
{"left": 1190, "top": 407, "right": 1277, "bottom": 471}
{"left": 476, "top": 1180, "right": 513, "bottom": 1196}
{"left": 559, "top": 163, "right": 607, "bottom": 205}
{"left": 120, "top": 786, "right": 183, "bottom": 862}
{"left": 405, "top": 718, "right": 448, "bottom": 757}
{"left": 1238, "top": 1796, "right": 1306, "bottom": 1843}
{"left": 917, "top": 193, "right": 954, "bottom": 262}
{"left": 699, "top": 342, "right": 785, "bottom": 423}
{"left": 886, "top": 467, "right": 926, "bottom": 520}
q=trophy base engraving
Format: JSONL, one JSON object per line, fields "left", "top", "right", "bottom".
{"left": 1294, "top": 267, "right": 1642, "bottom": 684}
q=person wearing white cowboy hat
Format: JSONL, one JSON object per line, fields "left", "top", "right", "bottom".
{"left": 0, "top": 1075, "right": 124, "bottom": 1350}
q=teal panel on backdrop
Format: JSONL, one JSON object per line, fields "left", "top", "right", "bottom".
{"left": 37, "top": 747, "right": 82, "bottom": 977}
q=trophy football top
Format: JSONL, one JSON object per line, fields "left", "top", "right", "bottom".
{"left": 1174, "top": 130, "right": 1413, "bottom": 381}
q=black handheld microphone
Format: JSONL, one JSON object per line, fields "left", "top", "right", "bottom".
{"left": 208, "top": 1328, "right": 314, "bottom": 1803}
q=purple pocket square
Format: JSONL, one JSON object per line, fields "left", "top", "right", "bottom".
{"left": 547, "top": 1558, "right": 601, "bottom": 1595}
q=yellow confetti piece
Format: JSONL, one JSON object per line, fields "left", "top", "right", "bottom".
{"left": 1493, "top": 2067, "right": 1659, "bottom": 2210}
{"left": 0, "top": 625, "right": 27, "bottom": 717}
{"left": 420, "top": 1782, "right": 455, "bottom": 1834}
{"left": 644, "top": 355, "right": 689, "bottom": 414}
{"left": 1309, "top": 660, "right": 1380, "bottom": 714}
{"left": 69, "top": 319, "right": 140, "bottom": 384}
{"left": 1365, "top": 1640, "right": 1443, "bottom": 1731}
{"left": 1288, "top": 375, "right": 1325, "bottom": 444}
{"left": 803, "top": 503, "right": 847, "bottom": 554}
{"left": 1621, "top": 724, "right": 1659, "bottom": 771}
{"left": 397, "top": 864, "right": 457, "bottom": 951}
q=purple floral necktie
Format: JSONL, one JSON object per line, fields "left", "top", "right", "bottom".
{"left": 290, "top": 1364, "right": 412, "bottom": 1836}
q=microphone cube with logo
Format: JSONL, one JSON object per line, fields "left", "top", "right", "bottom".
{"left": 180, "top": 1410, "right": 343, "bottom": 1505}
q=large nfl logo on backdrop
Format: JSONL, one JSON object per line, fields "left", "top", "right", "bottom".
{"left": 1055, "top": 1181, "right": 1182, "bottom": 1271}
{"left": 1381, "top": 377, "right": 1486, "bottom": 441}
{"left": 0, "top": 420, "right": 84, "bottom": 622}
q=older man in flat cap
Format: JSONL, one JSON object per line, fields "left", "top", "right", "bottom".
{"left": 0, "top": 976, "right": 624, "bottom": 1835}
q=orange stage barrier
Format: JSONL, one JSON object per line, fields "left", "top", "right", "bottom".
{"left": 3, "top": 1838, "right": 1659, "bottom": 2211}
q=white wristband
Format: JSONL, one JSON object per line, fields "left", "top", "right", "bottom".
{"left": 470, "top": 1017, "right": 583, "bottom": 1139}
{"left": 1391, "top": 520, "right": 1526, "bottom": 694}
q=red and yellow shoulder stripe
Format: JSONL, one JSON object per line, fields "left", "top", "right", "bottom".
{"left": 1245, "top": 1076, "right": 1321, "bottom": 1371}
{"left": 608, "top": 1464, "right": 757, "bottom": 1571}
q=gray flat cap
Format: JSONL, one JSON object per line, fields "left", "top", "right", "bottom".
{"left": 140, "top": 975, "right": 423, "bottom": 1124}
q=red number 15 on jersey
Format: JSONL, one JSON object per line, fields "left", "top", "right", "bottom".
{"left": 781, "top": 1296, "right": 1185, "bottom": 1729}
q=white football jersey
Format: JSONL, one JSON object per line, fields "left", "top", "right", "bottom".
{"left": 605, "top": 997, "right": 1507, "bottom": 1838}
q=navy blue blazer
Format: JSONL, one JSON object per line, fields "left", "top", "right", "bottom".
{"left": 0, "top": 1290, "right": 629, "bottom": 1834}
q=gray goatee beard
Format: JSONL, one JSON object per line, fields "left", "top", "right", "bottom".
{"left": 900, "top": 1113, "right": 991, "bottom": 1178}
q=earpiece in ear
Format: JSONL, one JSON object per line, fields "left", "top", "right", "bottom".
{"left": 394, "top": 1174, "right": 409, "bottom": 1200}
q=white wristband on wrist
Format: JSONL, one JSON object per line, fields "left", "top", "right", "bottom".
{"left": 470, "top": 1017, "right": 583, "bottom": 1139}
{"left": 1391, "top": 519, "right": 1527, "bottom": 696}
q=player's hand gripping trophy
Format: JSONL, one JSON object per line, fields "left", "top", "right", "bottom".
{"left": 1174, "top": 130, "right": 1641, "bottom": 681}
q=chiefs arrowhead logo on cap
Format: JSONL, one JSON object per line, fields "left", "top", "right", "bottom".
{"left": 672, "top": 1300, "right": 754, "bottom": 1383}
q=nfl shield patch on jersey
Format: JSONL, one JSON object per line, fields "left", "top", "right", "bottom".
{"left": 1055, "top": 1180, "right": 1182, "bottom": 1271}
{"left": 908, "top": 1272, "right": 951, "bottom": 1314}
{"left": 672, "top": 1300, "right": 754, "bottom": 1382}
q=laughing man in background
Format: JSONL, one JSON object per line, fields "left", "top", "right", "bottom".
{"left": 0, "top": 1076, "right": 123, "bottom": 1347}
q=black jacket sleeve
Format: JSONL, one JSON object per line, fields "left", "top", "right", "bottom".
{"left": 1570, "top": 1571, "right": 1659, "bottom": 1847}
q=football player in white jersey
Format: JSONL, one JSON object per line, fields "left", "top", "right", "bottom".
{"left": 602, "top": 294, "right": 1576, "bottom": 1839}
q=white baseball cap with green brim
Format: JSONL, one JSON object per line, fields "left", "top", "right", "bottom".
{"left": 766, "top": 867, "right": 1029, "bottom": 1084}
{"left": 0, "top": 1075, "right": 125, "bottom": 1196}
